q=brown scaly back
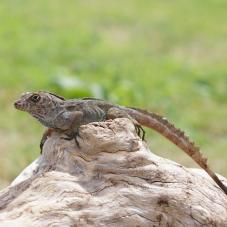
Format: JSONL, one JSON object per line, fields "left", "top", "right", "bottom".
{"left": 82, "top": 97, "right": 104, "bottom": 101}
{"left": 45, "top": 91, "right": 65, "bottom": 101}
{"left": 127, "top": 107, "right": 227, "bottom": 195}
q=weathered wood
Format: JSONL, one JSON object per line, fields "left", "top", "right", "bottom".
{"left": 0, "top": 118, "right": 226, "bottom": 226}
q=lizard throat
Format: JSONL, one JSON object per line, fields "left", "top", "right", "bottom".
{"left": 31, "top": 114, "right": 54, "bottom": 128}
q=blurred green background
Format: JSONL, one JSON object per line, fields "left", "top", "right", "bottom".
{"left": 0, "top": 0, "right": 227, "bottom": 188}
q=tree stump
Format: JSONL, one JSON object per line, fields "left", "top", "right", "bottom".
{"left": 0, "top": 118, "right": 226, "bottom": 227}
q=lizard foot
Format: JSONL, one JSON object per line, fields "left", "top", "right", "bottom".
{"left": 135, "top": 125, "right": 145, "bottom": 141}
{"left": 62, "top": 131, "right": 81, "bottom": 148}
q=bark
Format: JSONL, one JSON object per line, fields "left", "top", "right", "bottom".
{"left": 0, "top": 118, "right": 226, "bottom": 227}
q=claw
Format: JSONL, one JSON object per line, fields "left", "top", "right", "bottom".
{"left": 141, "top": 127, "right": 145, "bottom": 140}
{"left": 74, "top": 137, "right": 80, "bottom": 148}
{"left": 40, "top": 128, "right": 54, "bottom": 154}
{"left": 135, "top": 125, "right": 140, "bottom": 137}
{"left": 40, "top": 140, "right": 44, "bottom": 154}
{"left": 135, "top": 125, "right": 146, "bottom": 140}
{"left": 63, "top": 131, "right": 81, "bottom": 148}
{"left": 74, "top": 131, "right": 81, "bottom": 148}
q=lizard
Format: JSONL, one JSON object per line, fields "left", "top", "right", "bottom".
{"left": 14, "top": 91, "right": 227, "bottom": 195}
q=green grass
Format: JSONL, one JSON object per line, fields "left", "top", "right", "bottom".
{"left": 0, "top": 0, "right": 227, "bottom": 187}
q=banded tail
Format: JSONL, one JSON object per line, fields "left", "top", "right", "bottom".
{"left": 125, "top": 107, "right": 227, "bottom": 195}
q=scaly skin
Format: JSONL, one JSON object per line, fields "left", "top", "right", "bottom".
{"left": 14, "top": 91, "right": 227, "bottom": 195}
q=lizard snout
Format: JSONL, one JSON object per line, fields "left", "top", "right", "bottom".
{"left": 14, "top": 100, "right": 25, "bottom": 110}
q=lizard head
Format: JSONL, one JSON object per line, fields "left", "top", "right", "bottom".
{"left": 14, "top": 91, "right": 65, "bottom": 125}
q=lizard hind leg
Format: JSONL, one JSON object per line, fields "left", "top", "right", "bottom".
{"left": 107, "top": 107, "right": 145, "bottom": 140}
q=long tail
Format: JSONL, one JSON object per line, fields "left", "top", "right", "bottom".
{"left": 125, "top": 107, "right": 227, "bottom": 195}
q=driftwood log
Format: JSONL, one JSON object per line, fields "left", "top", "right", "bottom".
{"left": 0, "top": 118, "right": 226, "bottom": 226}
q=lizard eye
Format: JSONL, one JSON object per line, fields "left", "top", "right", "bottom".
{"left": 30, "top": 94, "right": 41, "bottom": 103}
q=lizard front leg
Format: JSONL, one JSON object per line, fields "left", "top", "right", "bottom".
{"left": 56, "top": 111, "right": 84, "bottom": 147}
{"left": 107, "top": 107, "right": 145, "bottom": 140}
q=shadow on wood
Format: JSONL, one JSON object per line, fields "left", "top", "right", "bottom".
{"left": 0, "top": 118, "right": 226, "bottom": 226}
